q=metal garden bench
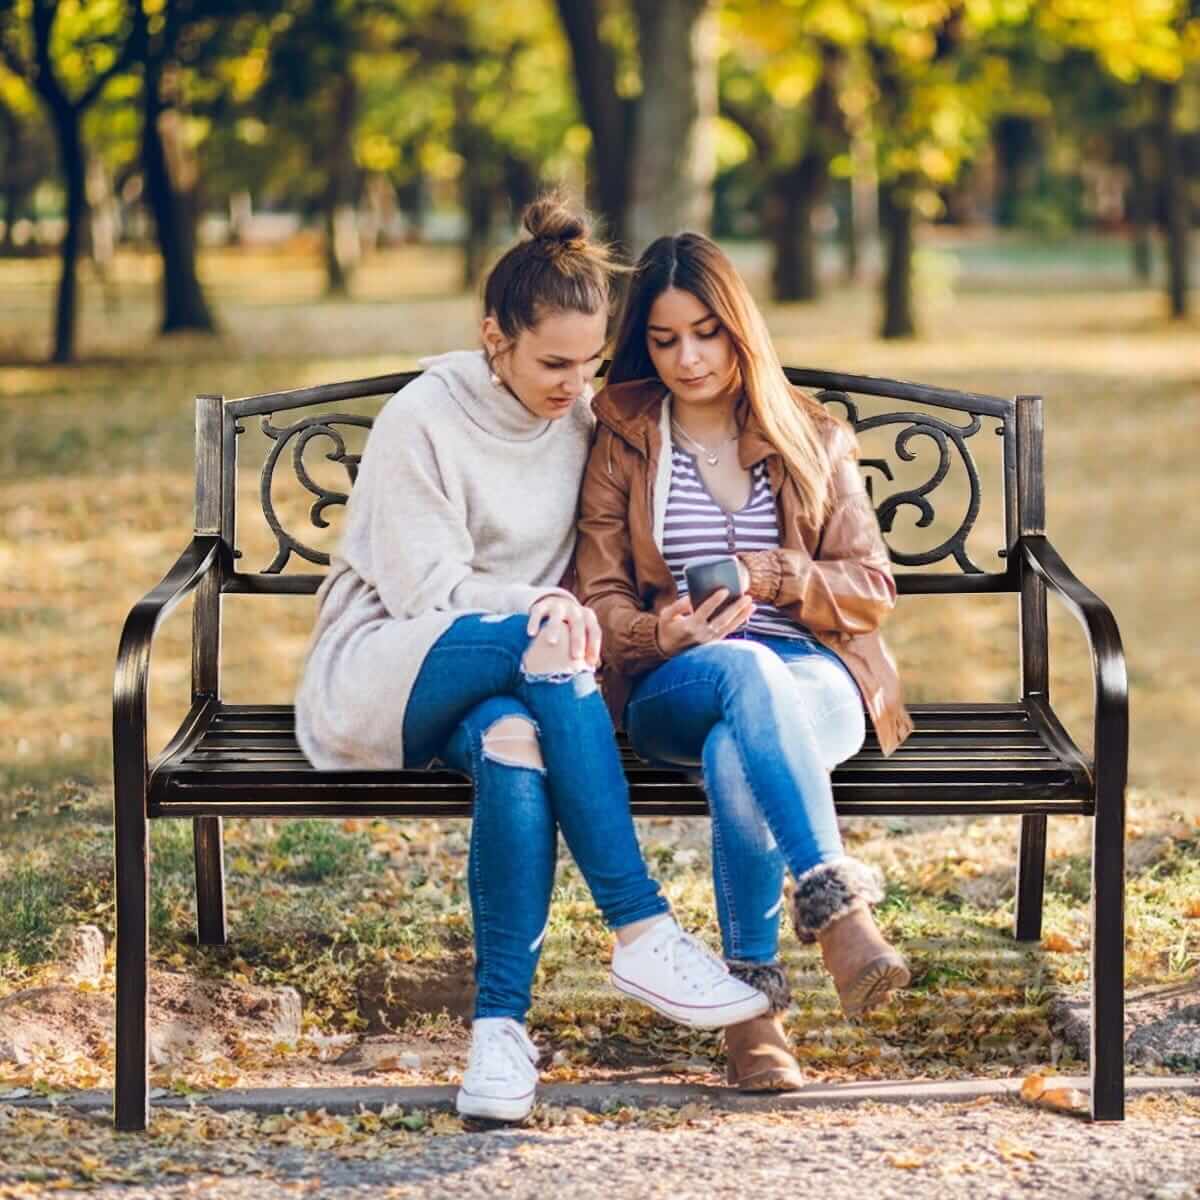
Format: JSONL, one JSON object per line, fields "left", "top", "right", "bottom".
{"left": 113, "top": 366, "right": 1128, "bottom": 1129}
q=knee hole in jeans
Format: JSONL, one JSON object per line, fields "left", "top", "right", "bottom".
{"left": 481, "top": 715, "right": 545, "bottom": 773}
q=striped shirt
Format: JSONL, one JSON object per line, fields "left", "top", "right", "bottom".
{"left": 662, "top": 445, "right": 814, "bottom": 641}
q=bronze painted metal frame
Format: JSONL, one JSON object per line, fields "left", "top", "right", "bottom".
{"left": 113, "top": 367, "right": 1127, "bottom": 1131}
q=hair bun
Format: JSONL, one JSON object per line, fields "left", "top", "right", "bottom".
{"left": 522, "top": 193, "right": 590, "bottom": 246}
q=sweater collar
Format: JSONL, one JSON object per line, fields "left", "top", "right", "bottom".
{"left": 418, "top": 349, "right": 553, "bottom": 443}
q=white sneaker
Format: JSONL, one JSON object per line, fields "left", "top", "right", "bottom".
{"left": 455, "top": 1018, "right": 540, "bottom": 1122}
{"left": 609, "top": 918, "right": 770, "bottom": 1029}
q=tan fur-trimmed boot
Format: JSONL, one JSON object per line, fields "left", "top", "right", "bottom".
{"left": 723, "top": 962, "right": 804, "bottom": 1092}
{"left": 790, "top": 858, "right": 910, "bottom": 1019}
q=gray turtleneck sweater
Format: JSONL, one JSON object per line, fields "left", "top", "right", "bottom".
{"left": 294, "top": 349, "right": 594, "bottom": 769}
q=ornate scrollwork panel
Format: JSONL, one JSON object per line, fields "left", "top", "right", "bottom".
{"left": 255, "top": 412, "right": 373, "bottom": 573}
{"left": 816, "top": 391, "right": 990, "bottom": 574}
{"left": 244, "top": 393, "right": 996, "bottom": 577}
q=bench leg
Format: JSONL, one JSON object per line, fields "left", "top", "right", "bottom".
{"left": 193, "top": 817, "right": 227, "bottom": 946}
{"left": 1014, "top": 814, "right": 1047, "bottom": 941}
{"left": 114, "top": 765, "right": 150, "bottom": 1131}
{"left": 1090, "top": 772, "right": 1126, "bottom": 1122}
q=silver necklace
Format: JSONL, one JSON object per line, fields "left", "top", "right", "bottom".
{"left": 671, "top": 419, "right": 738, "bottom": 466}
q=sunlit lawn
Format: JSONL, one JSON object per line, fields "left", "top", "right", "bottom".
{"left": 0, "top": 235, "right": 1197, "bottom": 1094}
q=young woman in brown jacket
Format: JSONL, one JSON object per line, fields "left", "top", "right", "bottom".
{"left": 575, "top": 232, "right": 914, "bottom": 1091}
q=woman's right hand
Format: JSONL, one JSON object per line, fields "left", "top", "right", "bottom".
{"left": 655, "top": 591, "right": 755, "bottom": 656}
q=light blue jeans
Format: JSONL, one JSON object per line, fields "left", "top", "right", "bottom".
{"left": 624, "top": 632, "right": 865, "bottom": 965}
{"left": 403, "top": 613, "right": 669, "bottom": 1020}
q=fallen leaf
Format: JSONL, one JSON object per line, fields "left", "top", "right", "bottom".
{"left": 1183, "top": 900, "right": 1200, "bottom": 919}
{"left": 1020, "top": 1073, "right": 1048, "bottom": 1102}
{"left": 885, "top": 1150, "right": 926, "bottom": 1169}
{"left": 1042, "top": 932, "right": 1079, "bottom": 953}
{"left": 1038, "top": 1087, "right": 1087, "bottom": 1112}
{"left": 428, "top": 1112, "right": 464, "bottom": 1135}
{"left": 995, "top": 1137, "right": 1038, "bottom": 1162}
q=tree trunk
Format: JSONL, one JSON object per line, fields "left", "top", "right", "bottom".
{"left": 86, "top": 154, "right": 120, "bottom": 314}
{"left": 321, "top": 73, "right": 360, "bottom": 297}
{"left": 554, "top": 0, "right": 635, "bottom": 249}
{"left": 768, "top": 165, "right": 820, "bottom": 301}
{"left": 227, "top": 190, "right": 252, "bottom": 246}
{"left": 0, "top": 98, "right": 28, "bottom": 256}
{"left": 395, "top": 173, "right": 426, "bottom": 243}
{"left": 836, "top": 178, "right": 858, "bottom": 284}
{"left": 1157, "top": 82, "right": 1190, "bottom": 319}
{"left": 461, "top": 160, "right": 493, "bottom": 291}
{"left": 992, "top": 115, "right": 1039, "bottom": 228}
{"left": 48, "top": 104, "right": 86, "bottom": 363}
{"left": 1124, "top": 128, "right": 1153, "bottom": 284}
{"left": 848, "top": 131, "right": 877, "bottom": 284}
{"left": 141, "top": 60, "right": 214, "bottom": 333}
{"left": 768, "top": 43, "right": 842, "bottom": 302}
{"left": 879, "top": 177, "right": 916, "bottom": 339}
{"left": 627, "top": 0, "right": 717, "bottom": 250}
{"left": 453, "top": 82, "right": 496, "bottom": 290}
{"left": 361, "top": 175, "right": 397, "bottom": 250}
{"left": 502, "top": 154, "right": 539, "bottom": 223}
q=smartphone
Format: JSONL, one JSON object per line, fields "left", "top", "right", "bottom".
{"left": 684, "top": 554, "right": 744, "bottom": 616}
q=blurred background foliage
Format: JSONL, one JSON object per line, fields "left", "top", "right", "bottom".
{"left": 0, "top": 0, "right": 1196, "bottom": 360}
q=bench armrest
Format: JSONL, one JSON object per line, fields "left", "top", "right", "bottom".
{"left": 1020, "top": 535, "right": 1128, "bottom": 801}
{"left": 113, "top": 536, "right": 222, "bottom": 778}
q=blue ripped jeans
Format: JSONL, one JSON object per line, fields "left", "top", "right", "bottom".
{"left": 403, "top": 613, "right": 668, "bottom": 1021}
{"left": 624, "top": 633, "right": 865, "bottom": 966}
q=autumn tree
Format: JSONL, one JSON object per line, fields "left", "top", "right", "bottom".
{"left": 1035, "top": 0, "right": 1199, "bottom": 318}
{"left": 255, "top": 0, "right": 387, "bottom": 296}
{"left": 555, "top": 0, "right": 717, "bottom": 251}
{"left": 0, "top": 0, "right": 133, "bottom": 361}
{"left": 0, "top": 72, "right": 53, "bottom": 254}
{"left": 721, "top": 4, "right": 851, "bottom": 301}
{"left": 385, "top": 0, "right": 582, "bottom": 287}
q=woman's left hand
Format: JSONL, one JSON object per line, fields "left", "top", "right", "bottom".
{"left": 526, "top": 594, "right": 603, "bottom": 669}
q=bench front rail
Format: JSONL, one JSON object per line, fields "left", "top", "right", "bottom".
{"left": 113, "top": 369, "right": 1127, "bottom": 1130}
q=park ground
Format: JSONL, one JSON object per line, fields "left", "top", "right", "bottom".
{"left": 0, "top": 234, "right": 1198, "bottom": 1194}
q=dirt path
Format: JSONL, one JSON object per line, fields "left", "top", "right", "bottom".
{"left": 1, "top": 1094, "right": 1198, "bottom": 1199}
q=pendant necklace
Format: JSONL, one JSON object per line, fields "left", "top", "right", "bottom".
{"left": 671, "top": 419, "right": 738, "bottom": 466}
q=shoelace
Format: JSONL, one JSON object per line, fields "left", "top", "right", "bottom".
{"left": 656, "top": 929, "right": 732, "bottom": 993}
{"left": 467, "top": 1025, "right": 538, "bottom": 1083}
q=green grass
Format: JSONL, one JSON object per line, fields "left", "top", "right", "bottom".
{"left": 0, "top": 863, "right": 69, "bottom": 969}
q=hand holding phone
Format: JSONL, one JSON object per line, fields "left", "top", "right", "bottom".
{"left": 684, "top": 554, "right": 744, "bottom": 616}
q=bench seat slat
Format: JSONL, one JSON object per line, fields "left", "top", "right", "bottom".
{"left": 151, "top": 700, "right": 1091, "bottom": 815}
{"left": 180, "top": 742, "right": 1060, "bottom": 764}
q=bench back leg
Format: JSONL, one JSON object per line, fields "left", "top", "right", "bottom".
{"left": 193, "top": 816, "right": 228, "bottom": 945}
{"left": 114, "top": 761, "right": 150, "bottom": 1131}
{"left": 1014, "top": 814, "right": 1047, "bottom": 941}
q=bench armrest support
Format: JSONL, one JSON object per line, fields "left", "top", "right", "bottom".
{"left": 113, "top": 536, "right": 222, "bottom": 795}
{"left": 1020, "top": 535, "right": 1128, "bottom": 801}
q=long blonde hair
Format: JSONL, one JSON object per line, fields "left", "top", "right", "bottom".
{"left": 608, "top": 232, "right": 832, "bottom": 527}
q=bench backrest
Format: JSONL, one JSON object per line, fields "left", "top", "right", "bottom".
{"left": 189, "top": 366, "right": 1049, "bottom": 709}
{"left": 197, "top": 366, "right": 1043, "bottom": 601}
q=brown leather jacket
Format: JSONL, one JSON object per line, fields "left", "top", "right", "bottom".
{"left": 575, "top": 377, "right": 913, "bottom": 755}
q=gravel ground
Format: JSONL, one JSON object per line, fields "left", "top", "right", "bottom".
{"left": 2, "top": 1095, "right": 1198, "bottom": 1199}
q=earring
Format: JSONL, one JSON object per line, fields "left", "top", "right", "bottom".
{"left": 489, "top": 369, "right": 502, "bottom": 388}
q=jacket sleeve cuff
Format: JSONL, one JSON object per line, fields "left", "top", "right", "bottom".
{"left": 738, "top": 551, "right": 783, "bottom": 604}
{"left": 628, "top": 611, "right": 669, "bottom": 665}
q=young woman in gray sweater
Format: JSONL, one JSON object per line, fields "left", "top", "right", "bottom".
{"left": 295, "top": 197, "right": 767, "bottom": 1122}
